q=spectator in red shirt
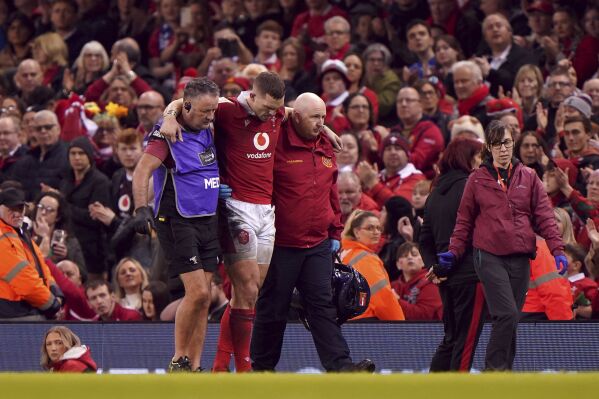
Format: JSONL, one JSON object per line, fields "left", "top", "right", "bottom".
{"left": 356, "top": 134, "right": 426, "bottom": 206}
{"left": 85, "top": 280, "right": 142, "bottom": 322}
{"left": 136, "top": 91, "right": 165, "bottom": 140}
{"left": 313, "top": 16, "right": 352, "bottom": 71}
{"left": 254, "top": 20, "right": 283, "bottom": 71}
{"left": 291, "top": 0, "right": 348, "bottom": 68}
{"left": 392, "top": 242, "right": 442, "bottom": 320}
{"left": 337, "top": 171, "right": 379, "bottom": 225}
{"left": 320, "top": 59, "right": 350, "bottom": 128}
{"left": 565, "top": 244, "right": 598, "bottom": 319}
{"left": 390, "top": 87, "right": 445, "bottom": 179}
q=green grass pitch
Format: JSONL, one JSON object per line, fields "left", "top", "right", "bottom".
{"left": 1, "top": 373, "right": 598, "bottom": 399}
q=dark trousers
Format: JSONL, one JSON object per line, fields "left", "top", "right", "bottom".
{"left": 430, "top": 282, "right": 486, "bottom": 371}
{"left": 250, "top": 240, "right": 352, "bottom": 371}
{"left": 474, "top": 249, "right": 530, "bottom": 371}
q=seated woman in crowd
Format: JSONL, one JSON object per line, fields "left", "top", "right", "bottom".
{"left": 41, "top": 326, "right": 97, "bottom": 373}
{"left": 68, "top": 41, "right": 110, "bottom": 95}
{"left": 513, "top": 65, "right": 544, "bottom": 129}
{"left": 0, "top": 12, "right": 34, "bottom": 73}
{"left": 113, "top": 257, "right": 149, "bottom": 312}
{"left": 337, "top": 131, "right": 361, "bottom": 172}
{"left": 276, "top": 37, "right": 315, "bottom": 97}
{"left": 343, "top": 52, "right": 379, "bottom": 123}
{"left": 515, "top": 131, "right": 549, "bottom": 177}
{"left": 31, "top": 32, "right": 68, "bottom": 95}
{"left": 142, "top": 281, "right": 172, "bottom": 321}
{"left": 433, "top": 34, "right": 464, "bottom": 99}
{"left": 414, "top": 78, "right": 453, "bottom": 145}
{"left": 554, "top": 207, "right": 578, "bottom": 247}
{"left": 31, "top": 191, "right": 86, "bottom": 271}
{"left": 340, "top": 93, "right": 388, "bottom": 166}
{"left": 340, "top": 210, "right": 405, "bottom": 321}
{"left": 391, "top": 242, "right": 442, "bottom": 320}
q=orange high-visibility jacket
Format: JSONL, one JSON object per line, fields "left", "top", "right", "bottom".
{"left": 522, "top": 238, "right": 573, "bottom": 320}
{"left": 0, "top": 219, "right": 59, "bottom": 318}
{"left": 341, "top": 239, "right": 405, "bottom": 321}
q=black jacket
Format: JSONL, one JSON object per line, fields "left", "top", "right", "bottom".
{"left": 10, "top": 141, "right": 69, "bottom": 200}
{"left": 419, "top": 169, "right": 477, "bottom": 286}
{"left": 0, "top": 145, "right": 28, "bottom": 181}
{"left": 483, "top": 43, "right": 538, "bottom": 98}
{"left": 59, "top": 138, "right": 111, "bottom": 274}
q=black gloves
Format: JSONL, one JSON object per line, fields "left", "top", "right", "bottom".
{"left": 133, "top": 206, "right": 155, "bottom": 235}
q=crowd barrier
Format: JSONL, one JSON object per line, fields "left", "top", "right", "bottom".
{"left": 1, "top": 321, "right": 598, "bottom": 373}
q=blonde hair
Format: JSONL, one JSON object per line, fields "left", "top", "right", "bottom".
{"left": 112, "top": 257, "right": 149, "bottom": 301}
{"left": 342, "top": 209, "right": 378, "bottom": 240}
{"left": 40, "top": 326, "right": 81, "bottom": 370}
{"left": 514, "top": 64, "right": 544, "bottom": 99}
{"left": 413, "top": 179, "right": 432, "bottom": 194}
{"left": 554, "top": 208, "right": 576, "bottom": 245}
{"left": 33, "top": 32, "right": 68, "bottom": 67}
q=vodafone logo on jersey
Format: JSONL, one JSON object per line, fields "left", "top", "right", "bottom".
{"left": 253, "top": 132, "right": 269, "bottom": 151}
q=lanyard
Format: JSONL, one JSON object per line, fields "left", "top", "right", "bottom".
{"left": 494, "top": 163, "right": 512, "bottom": 192}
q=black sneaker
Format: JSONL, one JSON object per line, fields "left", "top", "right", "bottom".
{"left": 168, "top": 356, "right": 192, "bottom": 372}
{"left": 338, "top": 359, "right": 376, "bottom": 373}
{"left": 193, "top": 367, "right": 205, "bottom": 373}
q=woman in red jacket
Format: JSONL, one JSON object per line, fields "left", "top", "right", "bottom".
{"left": 439, "top": 120, "right": 566, "bottom": 371}
{"left": 41, "top": 326, "right": 97, "bottom": 373}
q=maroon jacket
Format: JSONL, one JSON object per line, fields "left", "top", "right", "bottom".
{"left": 273, "top": 120, "right": 343, "bottom": 248}
{"left": 449, "top": 161, "right": 564, "bottom": 258}
{"left": 391, "top": 269, "right": 442, "bottom": 320}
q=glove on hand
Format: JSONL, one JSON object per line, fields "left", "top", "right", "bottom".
{"left": 554, "top": 255, "right": 568, "bottom": 276}
{"left": 219, "top": 184, "right": 233, "bottom": 199}
{"left": 433, "top": 251, "right": 456, "bottom": 277}
{"left": 133, "top": 206, "right": 155, "bottom": 235}
{"left": 330, "top": 239, "right": 340, "bottom": 254}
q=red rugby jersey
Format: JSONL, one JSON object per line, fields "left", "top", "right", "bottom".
{"left": 214, "top": 96, "right": 284, "bottom": 204}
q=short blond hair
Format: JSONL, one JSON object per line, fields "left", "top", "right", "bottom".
{"left": 33, "top": 32, "right": 68, "bottom": 67}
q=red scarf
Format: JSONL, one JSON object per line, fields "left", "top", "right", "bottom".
{"left": 458, "top": 85, "right": 490, "bottom": 116}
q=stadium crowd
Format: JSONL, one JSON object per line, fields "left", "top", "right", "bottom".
{"left": 1, "top": 0, "right": 599, "bottom": 355}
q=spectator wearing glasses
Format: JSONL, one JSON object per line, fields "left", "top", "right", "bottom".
{"left": 514, "top": 131, "right": 549, "bottom": 178}
{"left": 0, "top": 187, "right": 63, "bottom": 321}
{"left": 414, "top": 79, "right": 453, "bottom": 146}
{"left": 10, "top": 110, "right": 68, "bottom": 200}
{"left": 340, "top": 210, "right": 405, "bottom": 321}
{"left": 389, "top": 87, "right": 445, "bottom": 179}
{"left": 313, "top": 16, "right": 352, "bottom": 71}
{"left": 537, "top": 68, "right": 576, "bottom": 147}
{"left": 31, "top": 191, "right": 85, "bottom": 271}
{"left": 68, "top": 41, "right": 110, "bottom": 96}
{"left": 0, "top": 116, "right": 28, "bottom": 179}
{"left": 440, "top": 120, "right": 565, "bottom": 371}
{"left": 136, "top": 91, "right": 166, "bottom": 141}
